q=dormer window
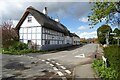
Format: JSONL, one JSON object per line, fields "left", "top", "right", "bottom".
{"left": 28, "top": 16, "right": 32, "bottom": 22}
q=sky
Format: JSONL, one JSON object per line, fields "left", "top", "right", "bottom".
{"left": 0, "top": 0, "right": 117, "bottom": 39}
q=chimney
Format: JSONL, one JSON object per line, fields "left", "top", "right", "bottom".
{"left": 43, "top": 7, "right": 48, "bottom": 15}
{"left": 55, "top": 16, "right": 60, "bottom": 22}
{"left": 55, "top": 19, "right": 59, "bottom": 22}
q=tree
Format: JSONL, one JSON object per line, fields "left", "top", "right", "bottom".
{"left": 88, "top": 2, "right": 120, "bottom": 27}
{"left": 1, "top": 21, "right": 18, "bottom": 48}
{"left": 113, "top": 28, "right": 120, "bottom": 36}
{"left": 97, "top": 24, "right": 112, "bottom": 45}
{"left": 112, "top": 28, "right": 120, "bottom": 44}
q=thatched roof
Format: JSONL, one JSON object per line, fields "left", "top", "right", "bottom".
{"left": 15, "top": 6, "right": 70, "bottom": 35}
{"left": 70, "top": 33, "right": 80, "bottom": 38}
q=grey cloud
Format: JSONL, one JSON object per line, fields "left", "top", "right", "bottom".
{"left": 0, "top": 1, "right": 92, "bottom": 24}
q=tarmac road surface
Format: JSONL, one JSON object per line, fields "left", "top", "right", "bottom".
{"left": 2, "top": 43, "right": 100, "bottom": 80}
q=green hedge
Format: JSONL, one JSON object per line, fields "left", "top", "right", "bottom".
{"left": 2, "top": 41, "right": 46, "bottom": 55}
{"left": 2, "top": 49, "right": 46, "bottom": 55}
{"left": 93, "top": 45, "right": 120, "bottom": 80}
{"left": 92, "top": 59, "right": 118, "bottom": 80}
{"left": 104, "top": 45, "right": 120, "bottom": 79}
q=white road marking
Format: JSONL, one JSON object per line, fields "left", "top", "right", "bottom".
{"left": 53, "top": 67, "right": 59, "bottom": 71}
{"left": 30, "top": 56, "right": 34, "bottom": 59}
{"left": 56, "top": 63, "right": 61, "bottom": 66}
{"left": 20, "top": 55, "right": 23, "bottom": 57}
{"left": 47, "top": 59, "right": 50, "bottom": 61}
{"left": 62, "top": 77, "right": 67, "bottom": 80}
{"left": 65, "top": 70, "right": 71, "bottom": 74}
{"left": 42, "top": 60, "right": 45, "bottom": 62}
{"left": 46, "top": 61, "right": 50, "bottom": 64}
{"left": 75, "top": 54, "right": 85, "bottom": 58}
{"left": 72, "top": 50, "right": 78, "bottom": 54}
{"left": 51, "top": 61, "right": 55, "bottom": 63}
{"left": 49, "top": 64, "right": 54, "bottom": 67}
{"left": 60, "top": 66, "right": 66, "bottom": 69}
{"left": 17, "top": 56, "right": 21, "bottom": 57}
{"left": 52, "top": 55, "right": 66, "bottom": 59}
{"left": 57, "top": 71, "right": 64, "bottom": 76}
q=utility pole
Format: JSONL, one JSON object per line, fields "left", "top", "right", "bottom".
{"left": 105, "top": 32, "right": 109, "bottom": 46}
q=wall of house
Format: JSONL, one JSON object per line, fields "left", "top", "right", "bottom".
{"left": 73, "top": 36, "right": 80, "bottom": 45}
{"left": 65, "top": 36, "right": 72, "bottom": 44}
{"left": 19, "top": 13, "right": 76, "bottom": 50}
{"left": 19, "top": 14, "right": 42, "bottom": 49}
{"left": 41, "top": 27, "right": 65, "bottom": 45}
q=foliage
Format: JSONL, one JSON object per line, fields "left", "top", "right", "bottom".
{"left": 103, "top": 45, "right": 120, "bottom": 79}
{"left": 112, "top": 28, "right": 120, "bottom": 44}
{"left": 2, "top": 49, "right": 46, "bottom": 55}
{"left": 92, "top": 59, "right": 118, "bottom": 80}
{"left": 3, "top": 41, "right": 28, "bottom": 51}
{"left": 1, "top": 21, "right": 18, "bottom": 48}
{"left": 113, "top": 28, "right": 120, "bottom": 37}
{"left": 2, "top": 41, "right": 46, "bottom": 55}
{"left": 97, "top": 24, "right": 112, "bottom": 45}
{"left": 88, "top": 2, "right": 120, "bottom": 26}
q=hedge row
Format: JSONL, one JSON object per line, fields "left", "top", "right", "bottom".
{"left": 104, "top": 45, "right": 120, "bottom": 79}
{"left": 92, "top": 59, "right": 118, "bottom": 80}
{"left": 2, "top": 49, "right": 46, "bottom": 55}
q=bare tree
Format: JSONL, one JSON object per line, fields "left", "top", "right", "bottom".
{"left": 1, "top": 21, "right": 18, "bottom": 48}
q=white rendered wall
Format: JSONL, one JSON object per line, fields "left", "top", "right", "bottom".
{"left": 42, "top": 27, "right": 64, "bottom": 45}
{"left": 19, "top": 14, "right": 42, "bottom": 46}
{"left": 65, "top": 36, "right": 72, "bottom": 44}
{"left": 21, "top": 14, "right": 40, "bottom": 27}
{"left": 73, "top": 36, "right": 80, "bottom": 45}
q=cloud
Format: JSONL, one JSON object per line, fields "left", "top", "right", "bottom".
{"left": 0, "top": 1, "right": 92, "bottom": 24}
{"left": 76, "top": 31, "right": 97, "bottom": 39}
{"left": 78, "top": 26, "right": 86, "bottom": 30}
{"left": 79, "top": 17, "right": 88, "bottom": 22}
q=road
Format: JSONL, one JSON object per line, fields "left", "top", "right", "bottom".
{"left": 2, "top": 43, "right": 99, "bottom": 80}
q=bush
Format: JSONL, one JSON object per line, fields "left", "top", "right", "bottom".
{"left": 2, "top": 49, "right": 46, "bottom": 55}
{"left": 92, "top": 59, "right": 118, "bottom": 80}
{"left": 2, "top": 41, "right": 46, "bottom": 55}
{"left": 12, "top": 41, "right": 28, "bottom": 50}
{"left": 104, "top": 45, "right": 120, "bottom": 79}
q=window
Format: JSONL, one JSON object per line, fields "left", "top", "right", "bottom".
{"left": 45, "top": 40, "right": 50, "bottom": 45}
{"left": 28, "top": 17, "right": 32, "bottom": 22}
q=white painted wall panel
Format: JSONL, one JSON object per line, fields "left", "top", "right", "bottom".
{"left": 20, "top": 34, "right": 23, "bottom": 39}
{"left": 28, "top": 28, "right": 31, "bottom": 33}
{"left": 37, "top": 40, "right": 41, "bottom": 45}
{"left": 24, "top": 34, "right": 27, "bottom": 39}
{"left": 37, "top": 34, "right": 41, "bottom": 39}
{"left": 37, "top": 27, "right": 41, "bottom": 33}
{"left": 24, "top": 28, "right": 27, "bottom": 33}
{"left": 28, "top": 34, "right": 31, "bottom": 40}
{"left": 19, "top": 28, "right": 23, "bottom": 33}
{"left": 24, "top": 40, "right": 27, "bottom": 44}
{"left": 32, "top": 27, "right": 36, "bottom": 33}
{"left": 21, "top": 14, "right": 41, "bottom": 27}
{"left": 32, "top": 34, "right": 36, "bottom": 39}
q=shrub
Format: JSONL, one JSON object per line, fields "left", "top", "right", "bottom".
{"left": 12, "top": 41, "right": 28, "bottom": 50}
{"left": 2, "top": 49, "right": 46, "bottom": 55}
{"left": 92, "top": 59, "right": 118, "bottom": 80}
